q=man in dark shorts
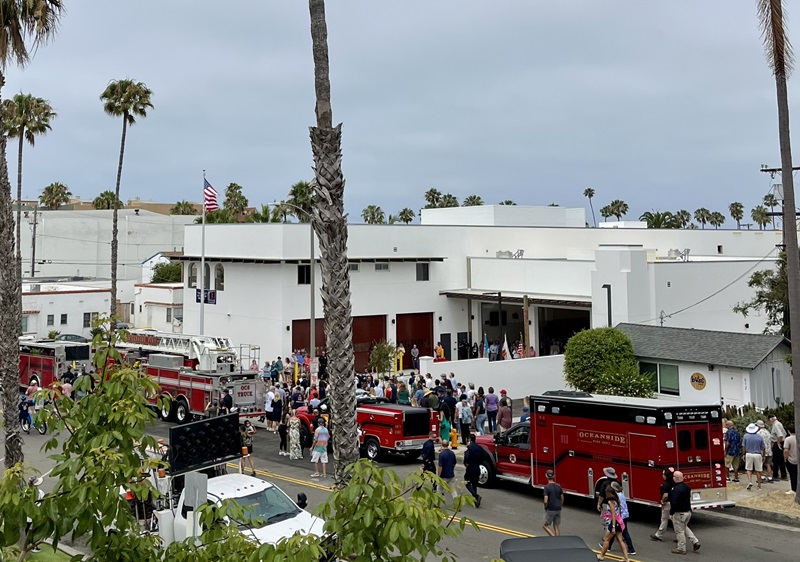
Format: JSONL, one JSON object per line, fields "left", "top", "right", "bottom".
{"left": 221, "top": 389, "right": 233, "bottom": 414}
{"left": 542, "top": 469, "right": 564, "bottom": 536}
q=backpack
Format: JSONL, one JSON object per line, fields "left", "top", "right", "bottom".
{"left": 460, "top": 405, "right": 473, "bottom": 424}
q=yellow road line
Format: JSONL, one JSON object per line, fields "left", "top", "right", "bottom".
{"left": 226, "top": 462, "right": 333, "bottom": 491}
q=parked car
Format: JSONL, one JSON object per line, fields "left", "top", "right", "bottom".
{"left": 55, "top": 334, "right": 89, "bottom": 343}
{"left": 500, "top": 536, "right": 596, "bottom": 561}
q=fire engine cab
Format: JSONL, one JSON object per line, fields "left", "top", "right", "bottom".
{"left": 118, "top": 330, "right": 263, "bottom": 424}
{"left": 19, "top": 339, "right": 91, "bottom": 389}
{"left": 476, "top": 391, "right": 733, "bottom": 510}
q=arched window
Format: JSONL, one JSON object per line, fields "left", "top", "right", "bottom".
{"left": 215, "top": 264, "right": 225, "bottom": 291}
{"left": 188, "top": 263, "right": 197, "bottom": 288}
{"left": 203, "top": 263, "right": 211, "bottom": 290}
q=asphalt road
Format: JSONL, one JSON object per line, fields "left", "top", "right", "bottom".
{"left": 9, "top": 420, "right": 800, "bottom": 561}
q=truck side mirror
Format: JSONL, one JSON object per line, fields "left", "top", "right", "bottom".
{"left": 493, "top": 433, "right": 503, "bottom": 445}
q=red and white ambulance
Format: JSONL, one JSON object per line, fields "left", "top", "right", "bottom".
{"left": 476, "top": 391, "right": 733, "bottom": 509}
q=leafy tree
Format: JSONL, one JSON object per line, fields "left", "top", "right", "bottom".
{"left": 368, "top": 340, "right": 395, "bottom": 374}
{"left": 639, "top": 210, "right": 679, "bottom": 229}
{"left": 674, "top": 209, "right": 692, "bottom": 228}
{"left": 100, "top": 78, "right": 154, "bottom": 320}
{"left": 463, "top": 195, "right": 484, "bottom": 206}
{"left": 0, "top": 0, "right": 64, "bottom": 470}
{"left": 151, "top": 261, "right": 182, "bottom": 283}
{"left": 361, "top": 204, "right": 386, "bottom": 224}
{"left": 2, "top": 93, "right": 56, "bottom": 264}
{"left": 287, "top": 180, "right": 314, "bottom": 222}
{"left": 397, "top": 207, "right": 415, "bottom": 224}
{"left": 609, "top": 199, "right": 628, "bottom": 220}
{"left": 498, "top": 200, "right": 516, "bottom": 205}
{"left": 594, "top": 361, "right": 655, "bottom": 398}
{"left": 709, "top": 211, "right": 726, "bottom": 229}
{"left": 599, "top": 204, "right": 612, "bottom": 222}
{"left": 583, "top": 187, "right": 596, "bottom": 227}
{"left": 170, "top": 200, "right": 197, "bottom": 215}
{"left": 440, "top": 193, "right": 459, "bottom": 208}
{"left": 563, "top": 328, "right": 637, "bottom": 393}
{"left": 734, "top": 251, "right": 789, "bottom": 335}
{"left": 92, "top": 190, "right": 122, "bottom": 210}
{"left": 423, "top": 187, "right": 442, "bottom": 209}
{"left": 751, "top": 205, "right": 770, "bottom": 230}
{"left": 223, "top": 182, "right": 248, "bottom": 217}
{"left": 693, "top": 207, "right": 711, "bottom": 229}
{"left": 39, "top": 181, "right": 71, "bottom": 210}
{"left": 764, "top": 193, "right": 779, "bottom": 229}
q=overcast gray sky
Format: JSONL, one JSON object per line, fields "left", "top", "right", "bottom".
{"left": 4, "top": 1, "right": 798, "bottom": 223}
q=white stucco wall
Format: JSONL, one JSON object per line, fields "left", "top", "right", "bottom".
{"left": 420, "top": 205, "right": 586, "bottom": 227}
{"left": 133, "top": 283, "right": 183, "bottom": 332}
{"left": 22, "top": 288, "right": 110, "bottom": 339}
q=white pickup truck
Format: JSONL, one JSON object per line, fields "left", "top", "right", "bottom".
{"left": 156, "top": 473, "right": 325, "bottom": 546}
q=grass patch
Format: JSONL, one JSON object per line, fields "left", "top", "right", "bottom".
{"left": 30, "top": 546, "right": 76, "bottom": 561}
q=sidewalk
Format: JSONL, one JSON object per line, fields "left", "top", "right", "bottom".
{"left": 721, "top": 476, "right": 800, "bottom": 526}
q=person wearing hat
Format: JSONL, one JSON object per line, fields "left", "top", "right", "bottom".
{"left": 743, "top": 423, "right": 765, "bottom": 490}
{"left": 520, "top": 406, "right": 530, "bottom": 423}
{"left": 756, "top": 420, "right": 773, "bottom": 481}
{"left": 542, "top": 469, "right": 563, "bottom": 536}
{"left": 596, "top": 467, "right": 619, "bottom": 513}
{"left": 499, "top": 389, "right": 512, "bottom": 410}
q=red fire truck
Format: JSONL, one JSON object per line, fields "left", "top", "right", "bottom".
{"left": 117, "top": 330, "right": 264, "bottom": 424}
{"left": 475, "top": 391, "right": 732, "bottom": 509}
{"left": 19, "top": 339, "right": 92, "bottom": 389}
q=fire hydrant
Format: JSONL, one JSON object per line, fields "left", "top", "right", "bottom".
{"left": 450, "top": 427, "right": 459, "bottom": 449}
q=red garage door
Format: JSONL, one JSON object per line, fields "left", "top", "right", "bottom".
{"left": 291, "top": 318, "right": 326, "bottom": 356}
{"left": 353, "top": 315, "right": 387, "bottom": 372}
{"left": 396, "top": 312, "right": 434, "bottom": 361}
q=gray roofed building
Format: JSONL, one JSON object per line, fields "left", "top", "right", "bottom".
{"left": 615, "top": 323, "right": 788, "bottom": 370}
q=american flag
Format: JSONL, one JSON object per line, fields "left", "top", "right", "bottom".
{"left": 203, "top": 179, "right": 219, "bottom": 212}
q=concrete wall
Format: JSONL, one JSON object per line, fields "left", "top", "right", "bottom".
{"left": 419, "top": 354, "right": 568, "bottom": 400}
{"left": 421, "top": 205, "right": 586, "bottom": 228}
{"left": 22, "top": 289, "right": 110, "bottom": 339}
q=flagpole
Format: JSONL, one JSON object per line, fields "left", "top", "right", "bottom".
{"left": 200, "top": 170, "right": 206, "bottom": 335}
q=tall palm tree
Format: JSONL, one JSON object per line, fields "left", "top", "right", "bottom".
{"left": 709, "top": 211, "right": 726, "bottom": 229}
{"left": 397, "top": 207, "right": 415, "bottom": 224}
{"left": 287, "top": 180, "right": 314, "bottom": 222}
{"left": 170, "top": 200, "right": 197, "bottom": 215}
{"left": 729, "top": 201, "right": 744, "bottom": 229}
{"left": 757, "top": 0, "right": 800, "bottom": 504}
{"left": 675, "top": 209, "right": 692, "bottom": 228}
{"left": 599, "top": 204, "right": 612, "bottom": 222}
{"left": 639, "top": 210, "right": 679, "bottom": 229}
{"left": 693, "top": 207, "right": 711, "bottom": 229}
{"left": 499, "top": 200, "right": 516, "bottom": 205}
{"left": 764, "top": 193, "right": 779, "bottom": 229}
{"left": 100, "top": 79, "right": 153, "bottom": 321}
{"left": 463, "top": 194, "right": 484, "bottom": 206}
{"left": 2, "top": 93, "right": 56, "bottom": 265}
{"left": 92, "top": 190, "right": 122, "bottom": 210}
{"left": 440, "top": 193, "right": 459, "bottom": 208}
{"left": 308, "top": 0, "right": 358, "bottom": 482}
{"left": 39, "top": 181, "right": 71, "bottom": 210}
{"left": 751, "top": 205, "right": 770, "bottom": 230}
{"left": 583, "top": 187, "right": 597, "bottom": 227}
{"left": 270, "top": 201, "right": 291, "bottom": 223}
{"left": 223, "top": 182, "right": 248, "bottom": 218}
{"left": 0, "top": 0, "right": 64, "bottom": 470}
{"left": 361, "top": 204, "right": 385, "bottom": 224}
{"left": 423, "top": 187, "right": 442, "bottom": 209}
{"left": 609, "top": 199, "right": 629, "bottom": 220}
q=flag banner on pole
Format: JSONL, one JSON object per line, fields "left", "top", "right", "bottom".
{"left": 204, "top": 179, "right": 219, "bottom": 212}
{"left": 517, "top": 341, "right": 524, "bottom": 359}
{"left": 501, "top": 335, "right": 511, "bottom": 360}
{"left": 483, "top": 333, "right": 489, "bottom": 358}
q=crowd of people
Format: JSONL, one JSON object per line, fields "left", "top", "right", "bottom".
{"left": 723, "top": 416, "right": 797, "bottom": 495}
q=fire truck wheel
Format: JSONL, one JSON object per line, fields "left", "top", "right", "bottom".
{"left": 478, "top": 458, "right": 496, "bottom": 487}
{"left": 174, "top": 398, "right": 191, "bottom": 424}
{"left": 159, "top": 397, "right": 174, "bottom": 422}
{"left": 300, "top": 424, "right": 312, "bottom": 449}
{"left": 364, "top": 437, "right": 382, "bottom": 462}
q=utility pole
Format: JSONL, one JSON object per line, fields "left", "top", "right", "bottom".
{"left": 29, "top": 207, "right": 38, "bottom": 278}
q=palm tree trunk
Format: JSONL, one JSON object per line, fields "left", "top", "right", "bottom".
{"left": 589, "top": 199, "right": 596, "bottom": 227}
{"left": 308, "top": 0, "right": 358, "bottom": 486}
{"left": 15, "top": 132, "right": 24, "bottom": 266}
{"left": 773, "top": 69, "right": 800, "bottom": 505}
{"left": 110, "top": 117, "right": 127, "bottom": 320}
{"left": 0, "top": 70, "right": 24, "bottom": 468}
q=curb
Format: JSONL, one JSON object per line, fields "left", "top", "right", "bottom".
{"left": 720, "top": 505, "right": 800, "bottom": 527}
{"left": 43, "top": 539, "right": 86, "bottom": 559}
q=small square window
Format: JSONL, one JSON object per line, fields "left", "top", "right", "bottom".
{"left": 375, "top": 263, "right": 389, "bottom": 272}
{"left": 349, "top": 263, "right": 359, "bottom": 272}
{"left": 60, "top": 313, "right": 68, "bottom": 325}
{"left": 416, "top": 263, "right": 430, "bottom": 281}
{"left": 83, "top": 312, "right": 91, "bottom": 328}
{"left": 297, "top": 264, "right": 311, "bottom": 285}
{"left": 47, "top": 314, "right": 54, "bottom": 326}
{"left": 167, "top": 308, "right": 172, "bottom": 322}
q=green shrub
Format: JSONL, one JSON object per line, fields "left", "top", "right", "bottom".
{"left": 563, "top": 328, "right": 637, "bottom": 393}
{"left": 595, "top": 362, "right": 655, "bottom": 398}
{"left": 763, "top": 402, "right": 795, "bottom": 429}
{"left": 368, "top": 340, "right": 395, "bottom": 374}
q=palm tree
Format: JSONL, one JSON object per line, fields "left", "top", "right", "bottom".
{"left": 361, "top": 204, "right": 385, "bottom": 224}
{"left": 764, "top": 193, "right": 779, "bottom": 229}
{"left": 583, "top": 187, "right": 597, "bottom": 227}
{"left": 599, "top": 204, "right": 613, "bottom": 222}
{"left": 397, "top": 207, "right": 415, "bottom": 224}
{"left": 270, "top": 201, "right": 291, "bottom": 223}
{"left": 92, "top": 190, "right": 122, "bottom": 210}
{"left": 675, "top": 209, "right": 692, "bottom": 228}
{"left": 286, "top": 180, "right": 313, "bottom": 222}
{"left": 609, "top": 199, "right": 629, "bottom": 220}
{"left": 100, "top": 78, "right": 153, "bottom": 321}
{"left": 463, "top": 195, "right": 484, "bottom": 206}
{"left": 757, "top": 0, "right": 800, "bottom": 504}
{"left": 751, "top": 205, "right": 770, "bottom": 230}
{"left": 693, "top": 207, "right": 711, "bottom": 229}
{"left": 440, "top": 193, "right": 459, "bottom": 208}
{"left": 170, "top": 200, "right": 197, "bottom": 215}
{"left": 308, "top": 0, "right": 358, "bottom": 482}
{"left": 639, "top": 210, "right": 679, "bottom": 229}
{"left": 729, "top": 201, "right": 744, "bottom": 229}
{"left": 246, "top": 204, "right": 272, "bottom": 223}
{"left": 195, "top": 208, "right": 235, "bottom": 224}
{"left": 387, "top": 214, "right": 398, "bottom": 224}
{"left": 423, "top": 187, "right": 442, "bottom": 209}
{"left": 499, "top": 200, "right": 516, "bottom": 205}
{"left": 0, "top": 0, "right": 64, "bottom": 470}
{"left": 2, "top": 93, "right": 56, "bottom": 264}
{"left": 39, "top": 181, "right": 71, "bottom": 210}
{"left": 709, "top": 211, "right": 726, "bottom": 229}
{"left": 223, "top": 182, "right": 248, "bottom": 218}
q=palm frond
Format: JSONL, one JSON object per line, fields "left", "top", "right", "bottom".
{"left": 758, "top": 0, "right": 795, "bottom": 76}
{"left": 0, "top": 0, "right": 64, "bottom": 69}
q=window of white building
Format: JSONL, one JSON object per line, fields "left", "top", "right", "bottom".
{"left": 188, "top": 263, "right": 197, "bottom": 288}
{"left": 375, "top": 263, "right": 389, "bottom": 272}
{"left": 297, "top": 264, "right": 311, "bottom": 285}
{"left": 416, "top": 263, "right": 430, "bottom": 281}
{"left": 60, "top": 313, "right": 68, "bottom": 325}
{"left": 640, "top": 362, "right": 680, "bottom": 396}
{"left": 215, "top": 264, "right": 225, "bottom": 291}
{"left": 47, "top": 314, "right": 54, "bottom": 326}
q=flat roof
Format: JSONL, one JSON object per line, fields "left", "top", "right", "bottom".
{"left": 441, "top": 288, "right": 591, "bottom": 308}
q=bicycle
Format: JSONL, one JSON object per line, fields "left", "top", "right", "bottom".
{"left": 19, "top": 399, "right": 47, "bottom": 435}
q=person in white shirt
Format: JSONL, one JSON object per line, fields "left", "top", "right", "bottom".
{"left": 449, "top": 373, "right": 458, "bottom": 392}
